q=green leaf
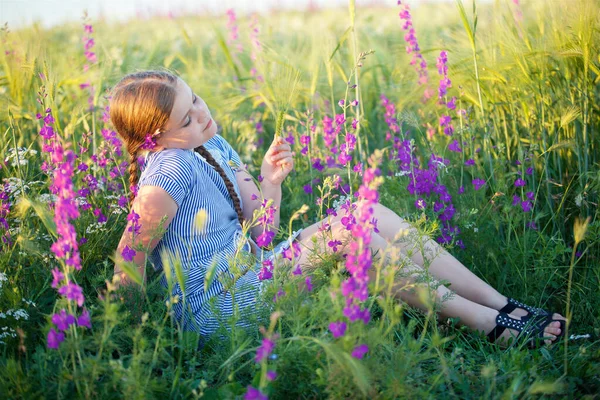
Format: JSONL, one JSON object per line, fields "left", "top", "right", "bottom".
{"left": 329, "top": 26, "right": 352, "bottom": 61}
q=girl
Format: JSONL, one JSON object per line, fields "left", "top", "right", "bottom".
{"left": 110, "top": 69, "right": 565, "bottom": 348}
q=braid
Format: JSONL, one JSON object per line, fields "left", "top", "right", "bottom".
{"left": 128, "top": 151, "right": 139, "bottom": 205}
{"left": 195, "top": 146, "right": 245, "bottom": 226}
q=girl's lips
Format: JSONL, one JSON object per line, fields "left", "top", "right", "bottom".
{"left": 204, "top": 119, "right": 213, "bottom": 131}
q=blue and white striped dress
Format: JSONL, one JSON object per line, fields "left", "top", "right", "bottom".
{"left": 138, "top": 134, "right": 301, "bottom": 337}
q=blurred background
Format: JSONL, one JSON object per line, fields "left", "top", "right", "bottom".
{"left": 2, "top": 0, "right": 486, "bottom": 29}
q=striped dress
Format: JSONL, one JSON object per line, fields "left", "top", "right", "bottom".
{"left": 138, "top": 134, "right": 301, "bottom": 337}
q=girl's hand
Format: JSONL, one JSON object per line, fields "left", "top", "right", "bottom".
{"left": 261, "top": 136, "right": 294, "bottom": 186}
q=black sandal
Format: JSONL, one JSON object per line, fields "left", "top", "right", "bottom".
{"left": 499, "top": 297, "right": 552, "bottom": 321}
{"left": 486, "top": 311, "right": 566, "bottom": 349}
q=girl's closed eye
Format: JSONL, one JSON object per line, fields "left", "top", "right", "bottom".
{"left": 183, "top": 95, "right": 198, "bottom": 127}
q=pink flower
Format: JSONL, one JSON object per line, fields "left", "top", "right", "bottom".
{"left": 58, "top": 281, "right": 85, "bottom": 306}
{"left": 266, "top": 370, "right": 277, "bottom": 381}
{"left": 255, "top": 337, "right": 275, "bottom": 362}
{"left": 51, "top": 268, "right": 64, "bottom": 288}
{"left": 244, "top": 386, "right": 267, "bottom": 400}
{"left": 305, "top": 276, "right": 313, "bottom": 292}
{"left": 256, "top": 230, "right": 275, "bottom": 247}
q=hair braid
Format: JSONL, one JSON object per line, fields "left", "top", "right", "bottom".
{"left": 195, "top": 146, "right": 245, "bottom": 227}
{"left": 128, "top": 151, "right": 140, "bottom": 205}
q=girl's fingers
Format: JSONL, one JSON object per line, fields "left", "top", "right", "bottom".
{"left": 271, "top": 151, "right": 294, "bottom": 162}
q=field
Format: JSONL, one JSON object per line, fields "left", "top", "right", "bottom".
{"left": 1, "top": 0, "right": 599, "bottom": 398}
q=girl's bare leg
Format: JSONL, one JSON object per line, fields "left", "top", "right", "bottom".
{"left": 293, "top": 221, "right": 563, "bottom": 345}
{"left": 317, "top": 202, "right": 564, "bottom": 320}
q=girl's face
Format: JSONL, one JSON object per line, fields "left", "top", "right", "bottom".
{"left": 156, "top": 78, "right": 217, "bottom": 150}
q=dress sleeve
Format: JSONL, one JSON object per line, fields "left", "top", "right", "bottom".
{"left": 216, "top": 135, "right": 244, "bottom": 172}
{"left": 138, "top": 150, "right": 193, "bottom": 207}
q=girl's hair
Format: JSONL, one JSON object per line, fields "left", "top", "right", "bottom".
{"left": 108, "top": 70, "right": 245, "bottom": 227}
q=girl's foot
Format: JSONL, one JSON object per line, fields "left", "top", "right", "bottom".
{"left": 500, "top": 297, "right": 566, "bottom": 323}
{"left": 482, "top": 311, "right": 564, "bottom": 348}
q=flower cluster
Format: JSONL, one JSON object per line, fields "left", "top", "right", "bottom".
{"left": 226, "top": 9, "right": 243, "bottom": 55}
{"left": 397, "top": 1, "right": 431, "bottom": 100}
{"left": 0, "top": 182, "right": 12, "bottom": 246}
{"left": 80, "top": 20, "right": 96, "bottom": 111}
{"left": 436, "top": 51, "right": 457, "bottom": 138}
{"left": 39, "top": 107, "right": 91, "bottom": 349}
{"left": 255, "top": 198, "right": 277, "bottom": 248}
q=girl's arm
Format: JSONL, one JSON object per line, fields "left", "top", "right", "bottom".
{"left": 114, "top": 185, "right": 178, "bottom": 287}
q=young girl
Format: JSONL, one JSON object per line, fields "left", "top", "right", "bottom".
{"left": 110, "top": 69, "right": 565, "bottom": 348}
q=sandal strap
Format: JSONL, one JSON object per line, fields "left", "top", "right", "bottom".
{"left": 506, "top": 297, "right": 551, "bottom": 317}
{"left": 488, "top": 312, "right": 555, "bottom": 348}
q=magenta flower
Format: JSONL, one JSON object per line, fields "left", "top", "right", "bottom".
{"left": 526, "top": 191, "right": 535, "bottom": 200}
{"left": 141, "top": 133, "right": 158, "bottom": 150}
{"left": 255, "top": 337, "right": 275, "bottom": 362}
{"left": 521, "top": 200, "right": 532, "bottom": 212}
{"left": 472, "top": 178, "right": 486, "bottom": 191}
{"left": 121, "top": 245, "right": 136, "bottom": 262}
{"left": 244, "top": 386, "right": 268, "bottom": 400}
{"left": 328, "top": 321, "right": 347, "bottom": 338}
{"left": 77, "top": 309, "right": 92, "bottom": 329}
{"left": 305, "top": 276, "right": 313, "bottom": 292}
{"left": 351, "top": 344, "right": 369, "bottom": 359}
{"left": 51, "top": 310, "right": 77, "bottom": 331}
{"left": 266, "top": 370, "right": 277, "bottom": 381}
{"left": 47, "top": 328, "right": 65, "bottom": 349}
{"left": 448, "top": 140, "right": 462, "bottom": 153}
{"left": 514, "top": 178, "right": 526, "bottom": 187}
{"left": 464, "top": 159, "right": 475, "bottom": 166}
{"left": 58, "top": 281, "right": 85, "bottom": 307}
{"left": 256, "top": 230, "right": 275, "bottom": 247}
{"left": 51, "top": 267, "right": 64, "bottom": 288}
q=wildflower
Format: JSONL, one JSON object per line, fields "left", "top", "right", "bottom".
{"left": 141, "top": 133, "right": 158, "bottom": 150}
{"left": 464, "top": 159, "right": 475, "bottom": 166}
{"left": 514, "top": 178, "right": 526, "bottom": 187}
{"left": 526, "top": 191, "right": 535, "bottom": 200}
{"left": 256, "top": 337, "right": 275, "bottom": 362}
{"left": 415, "top": 198, "right": 426, "bottom": 209}
{"left": 350, "top": 99, "right": 359, "bottom": 107}
{"left": 305, "top": 276, "right": 313, "bottom": 292}
{"left": 266, "top": 370, "right": 277, "bottom": 381}
{"left": 472, "top": 178, "right": 486, "bottom": 191}
{"left": 448, "top": 140, "right": 462, "bottom": 153}
{"left": 58, "top": 281, "right": 85, "bottom": 307}
{"left": 273, "top": 288, "right": 286, "bottom": 302}
{"left": 458, "top": 186, "right": 465, "bottom": 194}
{"left": 526, "top": 167, "right": 533, "bottom": 175}
{"left": 77, "top": 309, "right": 91, "bottom": 329}
{"left": 512, "top": 195, "right": 520, "bottom": 206}
{"left": 328, "top": 321, "right": 347, "bottom": 338}
{"left": 258, "top": 260, "right": 273, "bottom": 281}
{"left": 398, "top": 1, "right": 429, "bottom": 95}
{"left": 47, "top": 328, "right": 65, "bottom": 349}
{"left": 521, "top": 200, "right": 532, "bottom": 212}
{"left": 351, "top": 343, "right": 369, "bottom": 359}
{"left": 51, "top": 310, "right": 76, "bottom": 331}
{"left": 121, "top": 245, "right": 136, "bottom": 262}
{"left": 303, "top": 184, "right": 313, "bottom": 194}
{"left": 338, "top": 99, "right": 345, "bottom": 107}
{"left": 244, "top": 386, "right": 268, "bottom": 400}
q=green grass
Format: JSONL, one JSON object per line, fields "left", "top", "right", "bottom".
{"left": 0, "top": 0, "right": 599, "bottom": 398}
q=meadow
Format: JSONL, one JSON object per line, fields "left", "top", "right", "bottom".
{"left": 0, "top": 0, "right": 599, "bottom": 398}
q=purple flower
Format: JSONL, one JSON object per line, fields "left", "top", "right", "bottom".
{"left": 328, "top": 321, "right": 347, "bottom": 338}
{"left": 338, "top": 99, "right": 345, "bottom": 107}
{"left": 51, "top": 268, "right": 64, "bottom": 288}
{"left": 351, "top": 344, "right": 369, "bottom": 359}
{"left": 273, "top": 289, "right": 286, "bottom": 302}
{"left": 458, "top": 186, "right": 465, "bottom": 194}
{"left": 266, "top": 370, "right": 277, "bottom": 381}
{"left": 439, "top": 115, "right": 451, "bottom": 126}
{"left": 58, "top": 281, "right": 85, "bottom": 306}
{"left": 121, "top": 245, "right": 136, "bottom": 262}
{"left": 244, "top": 386, "right": 268, "bottom": 400}
{"left": 256, "top": 230, "right": 275, "bottom": 247}
{"left": 448, "top": 140, "right": 462, "bottom": 153}
{"left": 514, "top": 178, "right": 526, "bottom": 187}
{"left": 303, "top": 184, "right": 313, "bottom": 194}
{"left": 521, "top": 200, "right": 532, "bottom": 212}
{"left": 464, "top": 159, "right": 475, "bottom": 166}
{"left": 47, "top": 328, "right": 65, "bottom": 349}
{"left": 512, "top": 195, "right": 521, "bottom": 206}
{"left": 51, "top": 310, "right": 77, "bottom": 331}
{"left": 77, "top": 309, "right": 92, "bottom": 329}
{"left": 472, "top": 178, "right": 486, "bottom": 191}
{"left": 526, "top": 191, "right": 535, "bottom": 200}
{"left": 350, "top": 99, "right": 359, "bottom": 107}
{"left": 305, "top": 276, "right": 313, "bottom": 292}
{"left": 255, "top": 337, "right": 275, "bottom": 362}
{"left": 415, "top": 198, "right": 426, "bottom": 210}
{"left": 526, "top": 167, "right": 533, "bottom": 175}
